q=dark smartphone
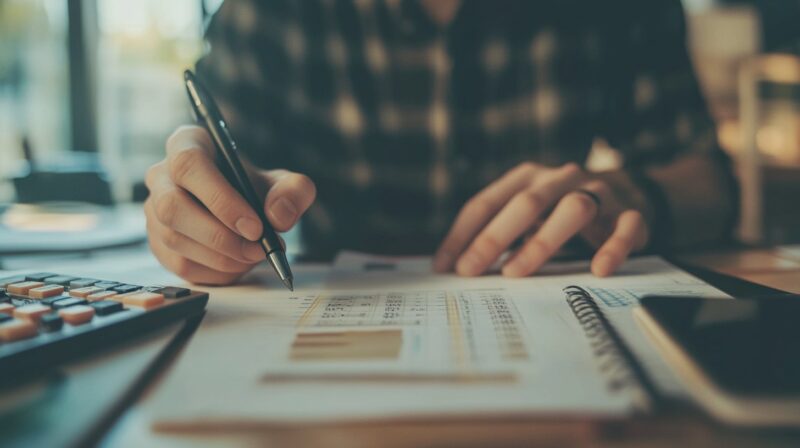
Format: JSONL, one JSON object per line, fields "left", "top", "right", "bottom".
{"left": 635, "top": 295, "right": 800, "bottom": 426}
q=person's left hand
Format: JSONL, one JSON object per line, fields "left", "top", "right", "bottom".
{"left": 433, "top": 162, "right": 650, "bottom": 278}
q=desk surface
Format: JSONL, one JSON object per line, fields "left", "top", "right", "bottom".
{"left": 5, "top": 245, "right": 800, "bottom": 448}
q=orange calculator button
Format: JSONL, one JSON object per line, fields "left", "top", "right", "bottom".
{"left": 86, "top": 290, "right": 118, "bottom": 302}
{"left": 0, "top": 318, "right": 38, "bottom": 342}
{"left": 70, "top": 286, "right": 104, "bottom": 298}
{"left": 7, "top": 281, "right": 45, "bottom": 296}
{"left": 0, "top": 303, "right": 15, "bottom": 315}
{"left": 28, "top": 285, "right": 65, "bottom": 299}
{"left": 121, "top": 292, "right": 165, "bottom": 310}
{"left": 58, "top": 305, "right": 96, "bottom": 325}
{"left": 14, "top": 304, "right": 52, "bottom": 322}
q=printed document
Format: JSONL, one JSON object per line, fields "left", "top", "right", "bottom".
{"left": 146, "top": 252, "right": 727, "bottom": 429}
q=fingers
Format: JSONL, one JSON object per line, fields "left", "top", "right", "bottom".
{"left": 146, "top": 125, "right": 317, "bottom": 285}
{"left": 147, "top": 175, "right": 264, "bottom": 264}
{"left": 502, "top": 187, "right": 602, "bottom": 277}
{"left": 434, "top": 162, "right": 553, "bottom": 272}
{"left": 261, "top": 170, "right": 317, "bottom": 232}
{"left": 165, "top": 126, "right": 264, "bottom": 241}
{"left": 146, "top": 202, "right": 258, "bottom": 274}
{"left": 148, "top": 233, "right": 247, "bottom": 286}
{"left": 591, "top": 210, "right": 649, "bottom": 277}
{"left": 453, "top": 164, "right": 585, "bottom": 276}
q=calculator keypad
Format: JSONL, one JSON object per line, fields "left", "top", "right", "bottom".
{"left": 0, "top": 274, "right": 195, "bottom": 344}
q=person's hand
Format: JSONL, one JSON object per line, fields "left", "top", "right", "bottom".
{"left": 144, "top": 125, "right": 316, "bottom": 285}
{"left": 433, "top": 162, "right": 650, "bottom": 278}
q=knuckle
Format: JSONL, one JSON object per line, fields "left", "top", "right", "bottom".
{"left": 566, "top": 192, "right": 598, "bottom": 216}
{"left": 161, "top": 229, "right": 183, "bottom": 251}
{"left": 561, "top": 162, "right": 582, "bottom": 177}
{"left": 171, "top": 257, "right": 194, "bottom": 279}
{"left": 143, "top": 198, "right": 154, "bottom": 219}
{"left": 527, "top": 237, "right": 554, "bottom": 257}
{"left": 144, "top": 162, "right": 164, "bottom": 189}
{"left": 215, "top": 255, "right": 245, "bottom": 274}
{"left": 207, "top": 227, "right": 231, "bottom": 252}
{"left": 168, "top": 147, "right": 204, "bottom": 184}
{"left": 515, "top": 162, "right": 538, "bottom": 177}
{"left": 464, "top": 197, "right": 493, "bottom": 219}
{"left": 472, "top": 234, "right": 504, "bottom": 258}
{"left": 514, "top": 189, "right": 545, "bottom": 212}
{"left": 166, "top": 125, "right": 205, "bottom": 150}
{"left": 205, "top": 187, "right": 233, "bottom": 219}
{"left": 154, "top": 190, "right": 181, "bottom": 227}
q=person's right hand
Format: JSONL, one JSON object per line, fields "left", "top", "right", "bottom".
{"left": 144, "top": 125, "right": 316, "bottom": 285}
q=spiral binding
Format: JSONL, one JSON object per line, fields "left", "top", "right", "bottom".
{"left": 564, "top": 286, "right": 656, "bottom": 410}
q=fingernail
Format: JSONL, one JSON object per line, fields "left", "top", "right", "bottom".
{"left": 433, "top": 251, "right": 453, "bottom": 272}
{"left": 269, "top": 197, "right": 298, "bottom": 229}
{"left": 235, "top": 217, "right": 262, "bottom": 241}
{"left": 592, "top": 254, "right": 614, "bottom": 277}
{"left": 503, "top": 252, "right": 536, "bottom": 277}
{"left": 456, "top": 254, "right": 481, "bottom": 276}
{"left": 243, "top": 242, "right": 264, "bottom": 262}
{"left": 502, "top": 261, "right": 524, "bottom": 277}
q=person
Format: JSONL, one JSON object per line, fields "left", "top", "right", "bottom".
{"left": 144, "top": 0, "right": 737, "bottom": 286}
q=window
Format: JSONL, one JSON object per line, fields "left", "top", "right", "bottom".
{"left": 96, "top": 0, "right": 204, "bottom": 199}
{"left": 0, "top": 0, "right": 70, "bottom": 185}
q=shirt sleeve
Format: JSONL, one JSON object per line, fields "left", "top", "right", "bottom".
{"left": 194, "top": 0, "right": 291, "bottom": 170}
{"left": 596, "top": 0, "right": 739, "bottom": 250}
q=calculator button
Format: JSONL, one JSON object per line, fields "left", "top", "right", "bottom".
{"left": 87, "top": 290, "right": 118, "bottom": 302}
{"left": 52, "top": 298, "right": 89, "bottom": 309}
{"left": 112, "top": 284, "right": 141, "bottom": 294}
{"left": 0, "top": 276, "right": 26, "bottom": 288}
{"left": 91, "top": 300, "right": 124, "bottom": 316}
{"left": 44, "top": 275, "right": 78, "bottom": 286}
{"left": 154, "top": 286, "right": 191, "bottom": 299}
{"left": 7, "top": 281, "right": 45, "bottom": 296}
{"left": 121, "top": 292, "right": 164, "bottom": 310}
{"left": 40, "top": 313, "right": 64, "bottom": 331}
{"left": 42, "top": 294, "right": 72, "bottom": 306}
{"left": 14, "top": 304, "right": 52, "bottom": 322}
{"left": 0, "top": 318, "right": 38, "bottom": 342}
{"left": 70, "top": 278, "right": 98, "bottom": 288}
{"left": 70, "top": 286, "right": 104, "bottom": 298}
{"left": 0, "top": 303, "right": 15, "bottom": 315}
{"left": 28, "top": 285, "right": 65, "bottom": 299}
{"left": 92, "top": 281, "right": 120, "bottom": 290}
{"left": 25, "top": 272, "right": 58, "bottom": 282}
{"left": 59, "top": 305, "right": 95, "bottom": 325}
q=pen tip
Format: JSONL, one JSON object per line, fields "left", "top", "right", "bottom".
{"left": 282, "top": 278, "right": 294, "bottom": 291}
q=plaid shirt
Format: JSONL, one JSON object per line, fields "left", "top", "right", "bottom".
{"left": 196, "top": 0, "right": 735, "bottom": 255}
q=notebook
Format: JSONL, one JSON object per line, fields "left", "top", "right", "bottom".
{"left": 142, "top": 252, "right": 729, "bottom": 430}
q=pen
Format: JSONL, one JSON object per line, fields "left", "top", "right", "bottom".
{"left": 183, "top": 69, "right": 294, "bottom": 291}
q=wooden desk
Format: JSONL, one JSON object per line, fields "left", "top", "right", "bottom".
{"left": 8, "top": 246, "right": 800, "bottom": 447}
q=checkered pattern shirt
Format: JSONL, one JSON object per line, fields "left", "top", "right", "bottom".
{"left": 196, "top": 0, "right": 736, "bottom": 255}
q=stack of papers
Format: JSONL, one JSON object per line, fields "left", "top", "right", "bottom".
{"left": 143, "top": 252, "right": 728, "bottom": 429}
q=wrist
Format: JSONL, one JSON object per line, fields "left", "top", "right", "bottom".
{"left": 591, "top": 169, "right": 667, "bottom": 251}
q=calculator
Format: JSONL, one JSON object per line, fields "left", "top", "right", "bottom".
{"left": 0, "top": 272, "right": 208, "bottom": 380}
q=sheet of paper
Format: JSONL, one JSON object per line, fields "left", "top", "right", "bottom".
{"left": 144, "top": 252, "right": 727, "bottom": 429}
{"left": 323, "top": 252, "right": 729, "bottom": 397}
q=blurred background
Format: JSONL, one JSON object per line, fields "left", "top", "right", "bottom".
{"left": 0, "top": 0, "right": 799, "bottom": 262}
